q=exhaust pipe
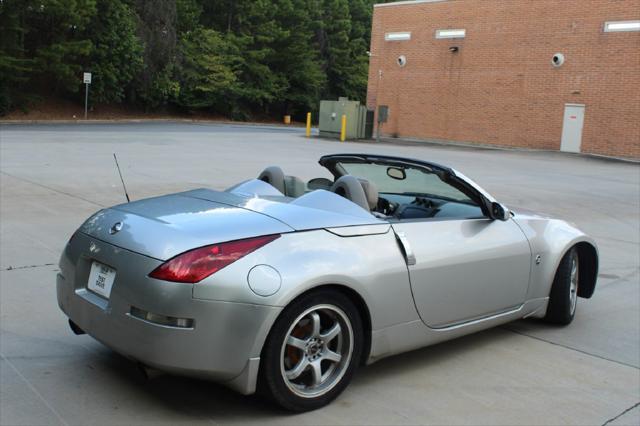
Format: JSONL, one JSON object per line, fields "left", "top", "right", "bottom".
{"left": 68, "top": 319, "right": 86, "bottom": 335}
{"left": 137, "top": 363, "right": 163, "bottom": 380}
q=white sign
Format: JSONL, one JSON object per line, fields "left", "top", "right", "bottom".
{"left": 83, "top": 72, "right": 92, "bottom": 84}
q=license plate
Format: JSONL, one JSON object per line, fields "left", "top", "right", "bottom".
{"left": 87, "top": 262, "right": 116, "bottom": 299}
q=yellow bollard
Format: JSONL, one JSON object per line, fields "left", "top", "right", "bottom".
{"left": 306, "top": 112, "right": 311, "bottom": 138}
{"left": 283, "top": 115, "right": 291, "bottom": 125}
{"left": 340, "top": 114, "right": 347, "bottom": 142}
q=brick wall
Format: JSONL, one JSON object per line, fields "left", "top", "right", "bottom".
{"left": 366, "top": 0, "right": 640, "bottom": 159}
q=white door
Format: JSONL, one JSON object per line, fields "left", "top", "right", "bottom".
{"left": 560, "top": 104, "right": 585, "bottom": 153}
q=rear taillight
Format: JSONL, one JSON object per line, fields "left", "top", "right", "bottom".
{"left": 149, "top": 234, "right": 280, "bottom": 283}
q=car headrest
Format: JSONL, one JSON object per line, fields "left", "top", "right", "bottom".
{"left": 358, "top": 178, "right": 379, "bottom": 210}
{"left": 258, "top": 166, "right": 286, "bottom": 194}
{"left": 330, "top": 175, "right": 370, "bottom": 211}
{"left": 284, "top": 176, "right": 306, "bottom": 198}
{"left": 259, "top": 167, "right": 306, "bottom": 197}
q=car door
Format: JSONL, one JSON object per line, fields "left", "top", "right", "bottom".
{"left": 393, "top": 217, "right": 531, "bottom": 328}
{"left": 317, "top": 153, "right": 533, "bottom": 329}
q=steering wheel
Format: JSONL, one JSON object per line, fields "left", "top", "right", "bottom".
{"left": 376, "top": 197, "right": 397, "bottom": 215}
{"left": 411, "top": 197, "right": 433, "bottom": 208}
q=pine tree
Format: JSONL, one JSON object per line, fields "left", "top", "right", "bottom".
{"left": 228, "top": 0, "right": 289, "bottom": 115}
{"left": 134, "top": 0, "right": 178, "bottom": 109}
{"left": 0, "top": 0, "right": 37, "bottom": 113}
{"left": 176, "top": 0, "right": 202, "bottom": 35}
{"left": 87, "top": 0, "right": 143, "bottom": 104}
{"left": 270, "top": 0, "right": 325, "bottom": 117}
{"left": 175, "top": 28, "right": 239, "bottom": 111}
{"left": 320, "top": 0, "right": 353, "bottom": 100}
{"left": 0, "top": 0, "right": 384, "bottom": 117}
{"left": 30, "top": 0, "right": 95, "bottom": 93}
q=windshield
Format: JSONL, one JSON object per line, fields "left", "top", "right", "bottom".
{"left": 337, "top": 162, "right": 474, "bottom": 204}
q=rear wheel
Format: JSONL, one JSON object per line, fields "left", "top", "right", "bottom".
{"left": 545, "top": 248, "right": 579, "bottom": 325}
{"left": 260, "top": 290, "right": 363, "bottom": 412}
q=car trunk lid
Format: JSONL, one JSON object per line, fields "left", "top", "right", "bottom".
{"left": 80, "top": 194, "right": 293, "bottom": 260}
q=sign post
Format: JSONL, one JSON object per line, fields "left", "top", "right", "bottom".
{"left": 83, "top": 72, "right": 92, "bottom": 119}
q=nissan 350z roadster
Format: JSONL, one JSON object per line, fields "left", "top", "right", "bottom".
{"left": 57, "top": 153, "right": 598, "bottom": 411}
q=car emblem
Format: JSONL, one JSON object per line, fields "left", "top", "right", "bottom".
{"left": 110, "top": 222, "right": 123, "bottom": 235}
{"left": 89, "top": 242, "right": 99, "bottom": 253}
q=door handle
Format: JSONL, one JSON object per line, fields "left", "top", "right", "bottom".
{"left": 395, "top": 231, "right": 416, "bottom": 266}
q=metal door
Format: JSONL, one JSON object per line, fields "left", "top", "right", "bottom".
{"left": 560, "top": 104, "right": 585, "bottom": 153}
{"left": 392, "top": 218, "right": 531, "bottom": 328}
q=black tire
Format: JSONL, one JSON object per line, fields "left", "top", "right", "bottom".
{"left": 259, "top": 289, "right": 363, "bottom": 412}
{"left": 545, "top": 248, "right": 579, "bottom": 325}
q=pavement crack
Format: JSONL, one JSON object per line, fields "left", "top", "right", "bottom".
{"left": 3, "top": 263, "right": 56, "bottom": 271}
{"left": 503, "top": 326, "right": 640, "bottom": 370}
{"left": 0, "top": 352, "right": 70, "bottom": 426}
{"left": 600, "top": 268, "right": 640, "bottom": 288}
{"left": 602, "top": 401, "right": 640, "bottom": 426}
{"left": 0, "top": 171, "right": 105, "bottom": 207}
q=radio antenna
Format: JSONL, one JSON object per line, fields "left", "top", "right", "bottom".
{"left": 113, "top": 153, "right": 131, "bottom": 203}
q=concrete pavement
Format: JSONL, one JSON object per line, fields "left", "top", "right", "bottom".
{"left": 1, "top": 122, "right": 638, "bottom": 425}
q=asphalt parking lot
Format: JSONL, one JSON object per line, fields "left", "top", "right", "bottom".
{"left": 1, "top": 122, "right": 639, "bottom": 426}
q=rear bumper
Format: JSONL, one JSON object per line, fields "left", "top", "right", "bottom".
{"left": 56, "top": 234, "right": 281, "bottom": 393}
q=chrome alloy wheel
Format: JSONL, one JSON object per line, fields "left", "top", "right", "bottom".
{"left": 569, "top": 255, "right": 579, "bottom": 315}
{"left": 280, "top": 304, "right": 354, "bottom": 398}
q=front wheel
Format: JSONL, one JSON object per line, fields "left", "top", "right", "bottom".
{"left": 545, "top": 248, "right": 579, "bottom": 325}
{"left": 260, "top": 290, "right": 363, "bottom": 412}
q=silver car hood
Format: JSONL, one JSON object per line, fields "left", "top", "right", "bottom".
{"left": 80, "top": 188, "right": 381, "bottom": 260}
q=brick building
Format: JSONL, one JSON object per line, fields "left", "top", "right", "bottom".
{"left": 366, "top": 0, "right": 640, "bottom": 159}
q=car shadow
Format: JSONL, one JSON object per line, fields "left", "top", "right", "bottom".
{"left": 93, "top": 325, "right": 525, "bottom": 420}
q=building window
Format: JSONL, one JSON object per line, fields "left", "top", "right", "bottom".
{"left": 385, "top": 32, "right": 411, "bottom": 41}
{"left": 435, "top": 29, "right": 466, "bottom": 39}
{"left": 604, "top": 20, "right": 640, "bottom": 32}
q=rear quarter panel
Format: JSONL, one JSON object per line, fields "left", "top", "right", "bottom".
{"left": 192, "top": 228, "right": 419, "bottom": 331}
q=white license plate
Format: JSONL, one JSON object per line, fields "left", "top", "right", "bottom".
{"left": 87, "top": 262, "right": 116, "bottom": 299}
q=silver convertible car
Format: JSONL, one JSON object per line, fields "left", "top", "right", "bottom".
{"left": 57, "top": 153, "right": 598, "bottom": 411}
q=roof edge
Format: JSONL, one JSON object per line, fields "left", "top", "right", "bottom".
{"left": 374, "top": 0, "right": 449, "bottom": 8}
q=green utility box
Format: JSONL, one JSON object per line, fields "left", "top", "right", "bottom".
{"left": 319, "top": 97, "right": 370, "bottom": 140}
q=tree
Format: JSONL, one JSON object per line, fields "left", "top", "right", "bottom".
{"left": 346, "top": 0, "right": 374, "bottom": 102}
{"left": 225, "top": 0, "right": 290, "bottom": 115}
{"left": 320, "top": 0, "right": 352, "bottom": 100}
{"left": 0, "top": 0, "right": 383, "bottom": 117}
{"left": 0, "top": 0, "right": 95, "bottom": 113}
{"left": 197, "top": 0, "right": 327, "bottom": 117}
{"left": 134, "top": 0, "right": 178, "bottom": 109}
{"left": 0, "top": 0, "right": 36, "bottom": 113}
{"left": 29, "top": 0, "right": 96, "bottom": 93}
{"left": 86, "top": 0, "right": 143, "bottom": 104}
{"left": 176, "top": 0, "right": 202, "bottom": 35}
{"left": 175, "top": 28, "right": 238, "bottom": 111}
{"left": 270, "top": 0, "right": 325, "bottom": 117}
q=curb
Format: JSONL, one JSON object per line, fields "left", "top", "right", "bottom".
{"left": 368, "top": 136, "right": 640, "bottom": 165}
{"left": 0, "top": 118, "right": 306, "bottom": 128}
{"left": 2, "top": 119, "right": 636, "bottom": 163}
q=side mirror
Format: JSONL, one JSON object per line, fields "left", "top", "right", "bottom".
{"left": 491, "top": 202, "right": 511, "bottom": 221}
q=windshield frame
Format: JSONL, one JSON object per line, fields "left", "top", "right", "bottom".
{"left": 319, "top": 154, "right": 494, "bottom": 218}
